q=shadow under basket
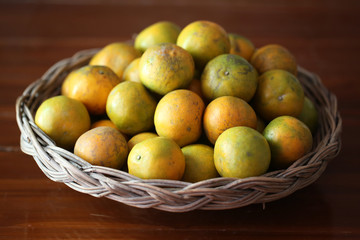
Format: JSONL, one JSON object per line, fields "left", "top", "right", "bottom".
{"left": 15, "top": 48, "right": 342, "bottom": 212}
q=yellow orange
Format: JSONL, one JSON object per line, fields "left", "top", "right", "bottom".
{"left": 203, "top": 96, "right": 257, "bottom": 145}
{"left": 128, "top": 137, "right": 185, "bottom": 180}
{"left": 89, "top": 42, "right": 141, "bottom": 79}
{"left": 134, "top": 21, "right": 181, "bottom": 53}
{"left": 139, "top": 43, "right": 195, "bottom": 95}
{"left": 122, "top": 58, "right": 141, "bottom": 83}
{"left": 34, "top": 95, "right": 90, "bottom": 150}
{"left": 127, "top": 132, "right": 158, "bottom": 151}
{"left": 62, "top": 65, "right": 121, "bottom": 115}
{"left": 154, "top": 89, "right": 205, "bottom": 147}
{"left": 177, "top": 20, "right": 230, "bottom": 69}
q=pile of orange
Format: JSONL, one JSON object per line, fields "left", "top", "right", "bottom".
{"left": 34, "top": 20, "right": 318, "bottom": 182}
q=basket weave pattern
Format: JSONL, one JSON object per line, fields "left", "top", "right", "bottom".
{"left": 16, "top": 49, "right": 342, "bottom": 212}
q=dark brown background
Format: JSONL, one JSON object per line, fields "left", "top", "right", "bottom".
{"left": 1, "top": 0, "right": 359, "bottom": 239}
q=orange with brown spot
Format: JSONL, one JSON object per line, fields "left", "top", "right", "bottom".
{"left": 228, "top": 33, "right": 255, "bottom": 61}
{"left": 154, "top": 89, "right": 205, "bottom": 147}
{"left": 74, "top": 126, "right": 129, "bottom": 169}
{"left": 252, "top": 69, "right": 304, "bottom": 122}
{"left": 139, "top": 43, "right": 195, "bottom": 95}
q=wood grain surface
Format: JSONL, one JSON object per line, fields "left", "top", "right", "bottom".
{"left": 1, "top": 0, "right": 359, "bottom": 239}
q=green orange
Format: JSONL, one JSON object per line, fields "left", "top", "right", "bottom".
{"left": 106, "top": 81, "right": 157, "bottom": 136}
{"left": 252, "top": 69, "right": 304, "bottom": 122}
{"left": 214, "top": 126, "right": 271, "bottom": 178}
{"left": 297, "top": 96, "right": 319, "bottom": 134}
{"left": 181, "top": 144, "right": 219, "bottom": 183}
{"left": 201, "top": 54, "right": 258, "bottom": 102}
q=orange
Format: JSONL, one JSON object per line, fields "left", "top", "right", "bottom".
{"left": 127, "top": 137, "right": 185, "bottom": 180}
{"left": 139, "top": 43, "right": 195, "bottom": 95}
{"left": 134, "top": 21, "right": 181, "bottom": 53}
{"left": 122, "top": 58, "right": 141, "bottom": 83}
{"left": 252, "top": 69, "right": 304, "bottom": 122}
{"left": 61, "top": 65, "right": 121, "bottom": 115}
{"left": 203, "top": 96, "right": 257, "bottom": 145}
{"left": 187, "top": 78, "right": 206, "bottom": 102}
{"left": 214, "top": 126, "right": 271, "bottom": 178}
{"left": 250, "top": 44, "right": 297, "bottom": 76}
{"left": 34, "top": 95, "right": 90, "bottom": 150}
{"left": 181, "top": 144, "right": 219, "bottom": 183}
{"left": 297, "top": 96, "right": 319, "bottom": 134}
{"left": 74, "top": 126, "right": 128, "bottom": 169}
{"left": 154, "top": 89, "right": 205, "bottom": 147}
{"left": 177, "top": 20, "right": 230, "bottom": 69}
{"left": 91, "top": 119, "right": 119, "bottom": 130}
{"left": 228, "top": 33, "right": 255, "bottom": 61}
{"left": 127, "top": 132, "right": 158, "bottom": 151}
{"left": 90, "top": 119, "right": 129, "bottom": 140}
{"left": 106, "top": 81, "right": 157, "bottom": 136}
{"left": 201, "top": 54, "right": 258, "bottom": 102}
{"left": 256, "top": 115, "right": 266, "bottom": 133}
{"left": 89, "top": 42, "right": 141, "bottom": 79}
{"left": 263, "top": 116, "right": 313, "bottom": 169}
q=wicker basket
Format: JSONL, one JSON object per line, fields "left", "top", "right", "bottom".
{"left": 15, "top": 48, "right": 342, "bottom": 212}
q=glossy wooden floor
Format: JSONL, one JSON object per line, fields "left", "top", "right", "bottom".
{"left": 1, "top": 1, "right": 360, "bottom": 239}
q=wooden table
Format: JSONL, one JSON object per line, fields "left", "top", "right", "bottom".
{"left": 1, "top": 1, "right": 359, "bottom": 239}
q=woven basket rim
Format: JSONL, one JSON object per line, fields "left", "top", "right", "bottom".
{"left": 15, "top": 48, "right": 342, "bottom": 212}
